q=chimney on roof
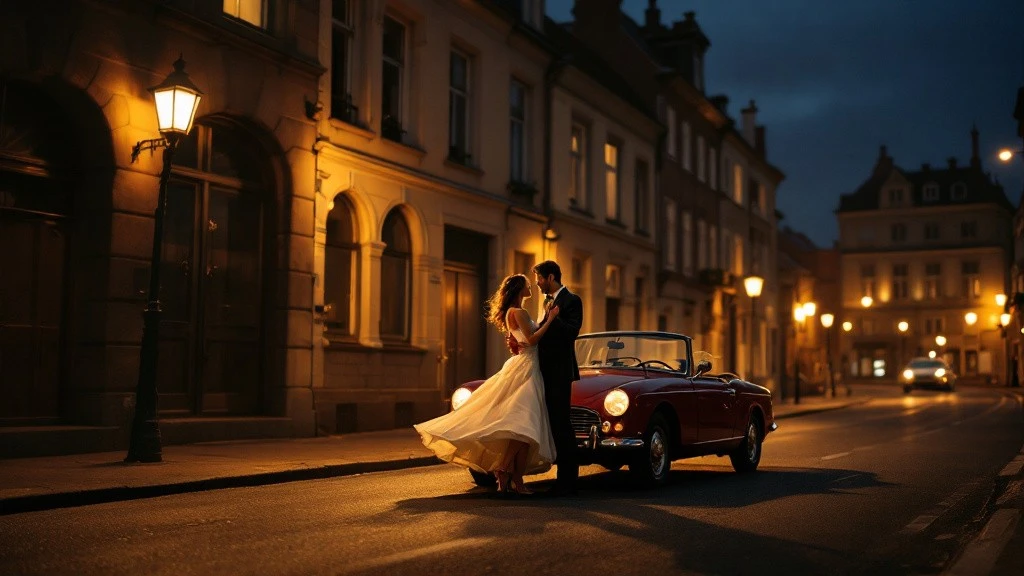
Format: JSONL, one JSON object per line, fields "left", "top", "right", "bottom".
{"left": 970, "top": 125, "right": 980, "bottom": 169}
{"left": 948, "top": 156, "right": 957, "bottom": 170}
{"left": 873, "top": 145, "right": 892, "bottom": 177}
{"left": 741, "top": 100, "right": 758, "bottom": 146}
{"left": 644, "top": 0, "right": 661, "bottom": 30}
{"left": 755, "top": 126, "right": 766, "bottom": 157}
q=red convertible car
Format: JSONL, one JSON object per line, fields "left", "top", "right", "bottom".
{"left": 451, "top": 331, "right": 778, "bottom": 486}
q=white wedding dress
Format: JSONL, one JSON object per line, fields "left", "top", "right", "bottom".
{"left": 414, "top": 318, "right": 556, "bottom": 475}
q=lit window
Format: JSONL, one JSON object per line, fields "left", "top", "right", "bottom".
{"left": 224, "top": 0, "right": 266, "bottom": 28}
{"left": 604, "top": 142, "right": 620, "bottom": 221}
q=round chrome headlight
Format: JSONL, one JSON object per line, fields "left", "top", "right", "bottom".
{"left": 902, "top": 369, "right": 914, "bottom": 380}
{"left": 604, "top": 389, "right": 630, "bottom": 417}
{"left": 451, "top": 387, "right": 473, "bottom": 411}
{"left": 934, "top": 368, "right": 946, "bottom": 378}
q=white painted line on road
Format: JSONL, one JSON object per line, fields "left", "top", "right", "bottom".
{"left": 339, "top": 536, "right": 495, "bottom": 574}
{"left": 998, "top": 455, "right": 1024, "bottom": 477}
{"left": 902, "top": 481, "right": 979, "bottom": 535}
{"left": 821, "top": 451, "right": 850, "bottom": 461}
{"left": 943, "top": 509, "right": 1020, "bottom": 576}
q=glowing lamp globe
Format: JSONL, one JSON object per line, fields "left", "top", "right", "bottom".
{"left": 151, "top": 56, "right": 203, "bottom": 138}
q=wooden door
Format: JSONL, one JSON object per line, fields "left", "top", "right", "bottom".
{"left": 443, "top": 266, "right": 485, "bottom": 397}
{"left": 0, "top": 213, "right": 64, "bottom": 423}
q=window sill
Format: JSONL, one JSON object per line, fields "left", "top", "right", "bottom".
{"left": 379, "top": 340, "right": 429, "bottom": 354}
{"left": 444, "top": 158, "right": 484, "bottom": 176}
{"left": 381, "top": 136, "right": 426, "bottom": 159}
{"left": 328, "top": 117, "right": 375, "bottom": 140}
{"left": 569, "top": 204, "right": 594, "bottom": 218}
{"left": 605, "top": 218, "right": 628, "bottom": 229}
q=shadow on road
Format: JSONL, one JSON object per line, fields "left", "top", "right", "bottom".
{"left": 391, "top": 466, "right": 898, "bottom": 575}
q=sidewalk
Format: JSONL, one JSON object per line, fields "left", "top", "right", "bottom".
{"left": 0, "top": 394, "right": 865, "bottom": 515}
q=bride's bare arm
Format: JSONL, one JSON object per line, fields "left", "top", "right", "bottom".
{"left": 511, "top": 307, "right": 559, "bottom": 346}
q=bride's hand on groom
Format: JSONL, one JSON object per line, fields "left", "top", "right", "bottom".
{"left": 506, "top": 331, "right": 520, "bottom": 355}
{"left": 548, "top": 305, "right": 560, "bottom": 319}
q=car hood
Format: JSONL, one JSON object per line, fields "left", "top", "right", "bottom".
{"left": 572, "top": 371, "right": 645, "bottom": 402}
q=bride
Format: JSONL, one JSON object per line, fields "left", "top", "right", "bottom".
{"left": 414, "top": 274, "right": 559, "bottom": 495}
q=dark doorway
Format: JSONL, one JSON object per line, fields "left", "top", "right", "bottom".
{"left": 158, "top": 121, "right": 268, "bottom": 416}
{"left": 443, "top": 227, "right": 489, "bottom": 398}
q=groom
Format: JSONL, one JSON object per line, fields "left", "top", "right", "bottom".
{"left": 531, "top": 260, "right": 583, "bottom": 496}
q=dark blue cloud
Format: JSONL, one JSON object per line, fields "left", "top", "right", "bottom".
{"left": 548, "top": 0, "right": 1024, "bottom": 247}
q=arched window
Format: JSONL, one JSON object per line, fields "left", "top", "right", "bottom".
{"left": 324, "top": 195, "right": 358, "bottom": 335}
{"left": 380, "top": 208, "right": 411, "bottom": 341}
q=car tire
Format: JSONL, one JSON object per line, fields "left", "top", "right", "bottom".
{"left": 469, "top": 469, "right": 497, "bottom": 488}
{"left": 729, "top": 414, "right": 763, "bottom": 473}
{"left": 629, "top": 413, "right": 671, "bottom": 486}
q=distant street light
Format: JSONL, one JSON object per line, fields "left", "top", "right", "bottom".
{"left": 842, "top": 321, "right": 853, "bottom": 332}
{"left": 861, "top": 296, "right": 873, "bottom": 308}
{"left": 897, "top": 321, "right": 909, "bottom": 369}
{"left": 996, "top": 293, "right": 1008, "bottom": 307}
{"left": 802, "top": 301, "right": 817, "bottom": 317}
{"left": 821, "top": 313, "right": 835, "bottom": 396}
{"left": 744, "top": 276, "right": 764, "bottom": 379}
{"left": 998, "top": 148, "right": 1018, "bottom": 163}
{"left": 1001, "top": 313, "right": 1012, "bottom": 327}
{"left": 935, "top": 335, "right": 947, "bottom": 347}
{"left": 965, "top": 312, "right": 978, "bottom": 326}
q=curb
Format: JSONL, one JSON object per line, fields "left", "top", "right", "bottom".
{"left": 0, "top": 399, "right": 867, "bottom": 516}
{"left": 0, "top": 456, "right": 442, "bottom": 516}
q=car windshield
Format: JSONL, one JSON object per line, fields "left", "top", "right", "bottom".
{"left": 908, "top": 359, "right": 945, "bottom": 368}
{"left": 575, "top": 333, "right": 692, "bottom": 374}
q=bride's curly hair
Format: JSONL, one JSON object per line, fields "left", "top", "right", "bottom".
{"left": 486, "top": 274, "right": 528, "bottom": 333}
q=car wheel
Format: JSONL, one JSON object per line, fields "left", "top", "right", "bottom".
{"left": 729, "top": 414, "right": 763, "bottom": 473}
{"left": 629, "top": 413, "right": 671, "bottom": 486}
{"left": 469, "top": 469, "right": 497, "bottom": 488}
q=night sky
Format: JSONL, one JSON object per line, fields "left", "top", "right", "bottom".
{"left": 547, "top": 0, "right": 1024, "bottom": 248}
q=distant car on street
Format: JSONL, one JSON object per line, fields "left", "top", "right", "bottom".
{"left": 901, "top": 357, "right": 957, "bottom": 393}
{"left": 451, "top": 330, "right": 778, "bottom": 487}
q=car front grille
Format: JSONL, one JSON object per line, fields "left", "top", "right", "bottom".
{"left": 570, "top": 407, "right": 601, "bottom": 437}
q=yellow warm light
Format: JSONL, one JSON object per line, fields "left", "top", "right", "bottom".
{"left": 744, "top": 275, "right": 764, "bottom": 298}
{"left": 150, "top": 56, "right": 203, "bottom": 137}
{"left": 996, "top": 293, "right": 1008, "bottom": 307}
{"left": 964, "top": 312, "right": 978, "bottom": 326}
{"left": 897, "top": 321, "right": 909, "bottom": 333}
{"left": 998, "top": 149, "right": 1014, "bottom": 163}
{"left": 1001, "top": 313, "right": 1012, "bottom": 327}
{"left": 928, "top": 350, "right": 936, "bottom": 358}
{"left": 935, "top": 335, "right": 947, "bottom": 346}
{"left": 861, "top": 295, "right": 873, "bottom": 308}
{"left": 820, "top": 313, "right": 834, "bottom": 328}
{"left": 842, "top": 321, "right": 853, "bottom": 332}
{"left": 802, "top": 302, "right": 817, "bottom": 317}
{"left": 793, "top": 307, "right": 806, "bottom": 322}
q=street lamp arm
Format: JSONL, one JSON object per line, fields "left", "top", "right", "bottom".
{"left": 130, "top": 137, "right": 172, "bottom": 164}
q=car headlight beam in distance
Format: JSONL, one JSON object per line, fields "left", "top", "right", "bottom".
{"left": 451, "top": 387, "right": 473, "bottom": 411}
{"left": 903, "top": 369, "right": 914, "bottom": 380}
{"left": 604, "top": 389, "right": 630, "bottom": 417}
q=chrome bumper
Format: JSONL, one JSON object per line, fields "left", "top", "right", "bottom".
{"left": 576, "top": 425, "right": 644, "bottom": 449}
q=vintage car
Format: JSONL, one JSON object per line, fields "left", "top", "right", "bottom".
{"left": 450, "top": 331, "right": 777, "bottom": 486}
{"left": 900, "top": 357, "right": 957, "bottom": 393}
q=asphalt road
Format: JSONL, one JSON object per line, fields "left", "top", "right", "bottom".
{"left": 1, "top": 385, "right": 1021, "bottom": 576}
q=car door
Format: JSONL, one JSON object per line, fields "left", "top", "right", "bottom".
{"left": 692, "top": 375, "right": 737, "bottom": 443}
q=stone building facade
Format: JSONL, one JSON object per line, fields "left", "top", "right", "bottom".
{"left": 837, "top": 136, "right": 1014, "bottom": 384}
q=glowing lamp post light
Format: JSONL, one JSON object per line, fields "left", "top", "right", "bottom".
{"left": 125, "top": 57, "right": 203, "bottom": 464}
{"left": 996, "top": 293, "right": 1008, "bottom": 308}
{"left": 820, "top": 313, "right": 835, "bottom": 397}
{"left": 861, "top": 296, "right": 873, "bottom": 308}
{"left": 897, "top": 321, "right": 909, "bottom": 370}
{"left": 744, "top": 276, "right": 764, "bottom": 379}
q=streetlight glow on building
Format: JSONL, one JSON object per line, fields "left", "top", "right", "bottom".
{"left": 861, "top": 295, "right": 873, "bottom": 308}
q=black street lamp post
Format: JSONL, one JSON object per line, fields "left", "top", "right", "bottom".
{"left": 821, "top": 313, "right": 835, "bottom": 397}
{"left": 125, "top": 56, "right": 203, "bottom": 463}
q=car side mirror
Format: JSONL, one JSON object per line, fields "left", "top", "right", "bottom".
{"left": 694, "top": 359, "right": 712, "bottom": 377}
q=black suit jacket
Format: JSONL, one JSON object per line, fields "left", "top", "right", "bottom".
{"left": 538, "top": 287, "right": 583, "bottom": 385}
